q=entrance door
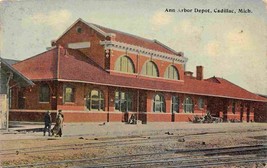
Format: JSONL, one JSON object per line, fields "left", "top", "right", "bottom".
{"left": 247, "top": 105, "right": 250, "bottom": 122}
{"left": 18, "top": 90, "right": 25, "bottom": 109}
{"left": 222, "top": 100, "right": 228, "bottom": 122}
{"left": 240, "top": 104, "right": 244, "bottom": 122}
{"left": 171, "top": 96, "right": 179, "bottom": 122}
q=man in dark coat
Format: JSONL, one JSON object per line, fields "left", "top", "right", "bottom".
{"left": 43, "top": 111, "right": 52, "bottom": 136}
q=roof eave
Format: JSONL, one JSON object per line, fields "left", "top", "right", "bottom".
{"left": 1, "top": 57, "right": 34, "bottom": 86}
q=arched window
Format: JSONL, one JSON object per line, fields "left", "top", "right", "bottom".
{"left": 141, "top": 61, "right": 159, "bottom": 77}
{"left": 183, "top": 97, "right": 194, "bottom": 113}
{"left": 164, "top": 65, "right": 179, "bottom": 80}
{"left": 86, "top": 89, "right": 104, "bottom": 111}
{"left": 39, "top": 84, "right": 50, "bottom": 102}
{"left": 115, "top": 56, "right": 135, "bottom": 73}
{"left": 153, "top": 94, "right": 165, "bottom": 112}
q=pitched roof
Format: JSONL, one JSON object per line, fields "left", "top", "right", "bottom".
{"left": 91, "top": 23, "right": 179, "bottom": 55}
{"left": 55, "top": 19, "right": 182, "bottom": 56}
{"left": 0, "top": 57, "right": 34, "bottom": 87}
{"left": 12, "top": 48, "right": 58, "bottom": 80}
{"left": 12, "top": 47, "right": 267, "bottom": 102}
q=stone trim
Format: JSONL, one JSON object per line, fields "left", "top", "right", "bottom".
{"left": 100, "top": 40, "right": 188, "bottom": 64}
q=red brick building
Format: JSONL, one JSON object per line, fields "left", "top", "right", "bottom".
{"left": 10, "top": 19, "right": 267, "bottom": 123}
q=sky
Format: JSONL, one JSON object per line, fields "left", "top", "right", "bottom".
{"left": 0, "top": 0, "right": 267, "bottom": 95}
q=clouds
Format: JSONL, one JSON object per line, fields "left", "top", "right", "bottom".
{"left": 173, "top": 19, "right": 203, "bottom": 42}
{"left": 263, "top": 0, "right": 267, "bottom": 9}
{"left": 1, "top": 0, "right": 266, "bottom": 94}
{"left": 26, "top": 9, "right": 72, "bottom": 31}
{"left": 0, "top": 26, "right": 2, "bottom": 54}
{"left": 205, "top": 41, "right": 221, "bottom": 57}
{"left": 151, "top": 11, "right": 173, "bottom": 27}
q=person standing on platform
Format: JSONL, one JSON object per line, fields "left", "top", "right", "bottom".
{"left": 43, "top": 110, "right": 52, "bottom": 136}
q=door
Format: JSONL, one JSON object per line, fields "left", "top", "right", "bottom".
{"left": 240, "top": 104, "right": 244, "bottom": 122}
{"left": 247, "top": 105, "right": 250, "bottom": 122}
{"left": 18, "top": 90, "right": 25, "bottom": 109}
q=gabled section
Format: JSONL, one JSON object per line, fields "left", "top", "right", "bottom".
{"left": 54, "top": 18, "right": 108, "bottom": 42}
{"left": 53, "top": 18, "right": 187, "bottom": 63}
{"left": 205, "top": 76, "right": 221, "bottom": 83}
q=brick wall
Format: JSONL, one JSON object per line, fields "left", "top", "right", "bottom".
{"left": 55, "top": 21, "right": 106, "bottom": 69}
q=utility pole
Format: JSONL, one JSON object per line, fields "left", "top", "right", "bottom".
{"left": 6, "top": 72, "right": 13, "bottom": 131}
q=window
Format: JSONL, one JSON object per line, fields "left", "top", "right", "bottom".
{"left": 86, "top": 89, "right": 104, "bottom": 111}
{"left": 232, "top": 101, "right": 236, "bottom": 114}
{"left": 115, "top": 91, "right": 133, "bottom": 112}
{"left": 64, "top": 84, "right": 75, "bottom": 103}
{"left": 76, "top": 27, "right": 82, "bottom": 33}
{"left": 164, "top": 65, "right": 179, "bottom": 80}
{"left": 198, "top": 98, "right": 204, "bottom": 109}
{"left": 183, "top": 97, "right": 194, "bottom": 113}
{"left": 153, "top": 94, "right": 165, "bottom": 112}
{"left": 39, "top": 84, "right": 50, "bottom": 102}
{"left": 115, "top": 56, "right": 134, "bottom": 73}
{"left": 172, "top": 96, "right": 179, "bottom": 113}
{"left": 141, "top": 61, "right": 159, "bottom": 77}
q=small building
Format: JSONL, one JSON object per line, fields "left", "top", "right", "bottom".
{"left": 0, "top": 57, "right": 34, "bottom": 129}
{"left": 9, "top": 18, "right": 267, "bottom": 123}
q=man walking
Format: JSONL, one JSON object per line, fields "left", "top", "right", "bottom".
{"left": 57, "top": 110, "right": 64, "bottom": 137}
{"left": 52, "top": 110, "right": 64, "bottom": 137}
{"left": 43, "top": 110, "right": 52, "bottom": 136}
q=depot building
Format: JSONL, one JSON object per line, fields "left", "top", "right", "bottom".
{"left": 9, "top": 18, "right": 267, "bottom": 123}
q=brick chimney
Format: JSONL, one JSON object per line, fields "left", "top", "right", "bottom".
{"left": 196, "top": 66, "right": 203, "bottom": 80}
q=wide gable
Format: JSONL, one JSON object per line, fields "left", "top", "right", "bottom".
{"left": 91, "top": 23, "right": 179, "bottom": 55}
{"left": 55, "top": 18, "right": 182, "bottom": 57}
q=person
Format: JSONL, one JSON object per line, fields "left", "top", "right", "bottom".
{"left": 52, "top": 110, "right": 64, "bottom": 137}
{"left": 128, "top": 114, "right": 136, "bottom": 124}
{"left": 43, "top": 110, "right": 52, "bottom": 136}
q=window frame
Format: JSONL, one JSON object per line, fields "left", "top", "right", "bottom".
{"left": 183, "top": 97, "right": 194, "bottom": 113}
{"left": 164, "top": 65, "right": 179, "bottom": 80}
{"left": 115, "top": 56, "right": 135, "bottom": 74}
{"left": 39, "top": 84, "right": 50, "bottom": 103}
{"left": 114, "top": 90, "right": 133, "bottom": 112}
{"left": 198, "top": 97, "right": 204, "bottom": 109}
{"left": 171, "top": 96, "right": 179, "bottom": 113}
{"left": 141, "top": 61, "right": 159, "bottom": 77}
{"left": 86, "top": 89, "right": 105, "bottom": 111}
{"left": 63, "top": 84, "right": 75, "bottom": 103}
{"left": 153, "top": 93, "right": 166, "bottom": 113}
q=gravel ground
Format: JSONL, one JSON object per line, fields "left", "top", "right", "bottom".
{"left": 0, "top": 122, "right": 266, "bottom": 167}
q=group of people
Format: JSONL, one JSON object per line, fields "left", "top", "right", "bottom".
{"left": 43, "top": 110, "right": 64, "bottom": 137}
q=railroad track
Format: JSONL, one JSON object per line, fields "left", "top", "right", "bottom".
{"left": 3, "top": 144, "right": 266, "bottom": 168}
{"left": 2, "top": 128, "right": 266, "bottom": 167}
{"left": 2, "top": 127, "right": 265, "bottom": 156}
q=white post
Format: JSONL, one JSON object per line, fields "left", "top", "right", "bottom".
{"left": 6, "top": 72, "right": 13, "bottom": 131}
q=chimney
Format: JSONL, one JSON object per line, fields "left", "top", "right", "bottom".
{"left": 184, "top": 71, "right": 193, "bottom": 77}
{"left": 196, "top": 66, "right": 203, "bottom": 80}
